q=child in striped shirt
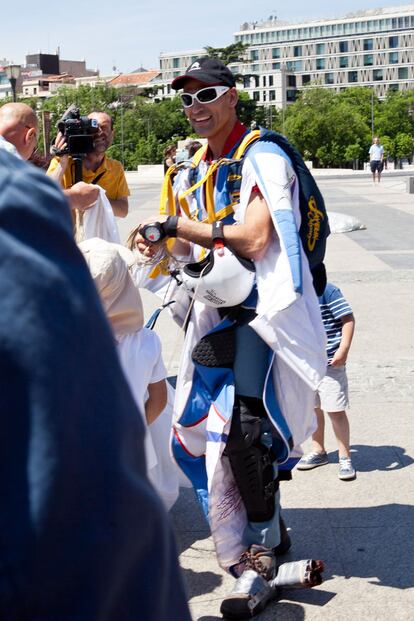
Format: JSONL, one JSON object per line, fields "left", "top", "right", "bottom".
{"left": 298, "top": 282, "right": 356, "bottom": 480}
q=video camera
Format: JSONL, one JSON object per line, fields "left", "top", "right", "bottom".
{"left": 54, "top": 105, "right": 99, "bottom": 156}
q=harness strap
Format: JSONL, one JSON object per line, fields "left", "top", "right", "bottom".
{"left": 159, "top": 131, "right": 261, "bottom": 221}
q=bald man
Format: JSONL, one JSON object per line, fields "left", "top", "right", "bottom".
{"left": 0, "top": 102, "right": 38, "bottom": 160}
{"left": 0, "top": 103, "right": 99, "bottom": 212}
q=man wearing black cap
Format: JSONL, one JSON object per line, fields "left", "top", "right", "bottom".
{"left": 132, "top": 57, "right": 326, "bottom": 619}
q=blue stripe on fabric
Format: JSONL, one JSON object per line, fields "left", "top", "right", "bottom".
{"left": 172, "top": 437, "right": 209, "bottom": 517}
{"left": 206, "top": 431, "right": 229, "bottom": 443}
{"left": 263, "top": 351, "right": 292, "bottom": 463}
{"left": 246, "top": 141, "right": 303, "bottom": 294}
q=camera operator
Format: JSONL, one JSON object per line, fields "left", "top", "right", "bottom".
{"left": 47, "top": 111, "right": 129, "bottom": 218}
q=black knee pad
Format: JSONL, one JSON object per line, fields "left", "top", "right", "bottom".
{"left": 225, "top": 397, "right": 278, "bottom": 522}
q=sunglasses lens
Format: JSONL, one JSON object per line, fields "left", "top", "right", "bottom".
{"left": 197, "top": 87, "right": 218, "bottom": 103}
{"left": 181, "top": 93, "right": 193, "bottom": 107}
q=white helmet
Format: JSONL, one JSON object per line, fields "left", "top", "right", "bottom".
{"left": 179, "top": 246, "right": 255, "bottom": 308}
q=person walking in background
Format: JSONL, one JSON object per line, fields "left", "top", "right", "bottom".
{"left": 163, "top": 144, "right": 177, "bottom": 173}
{"left": 298, "top": 282, "right": 356, "bottom": 481}
{"left": 369, "top": 136, "right": 384, "bottom": 183}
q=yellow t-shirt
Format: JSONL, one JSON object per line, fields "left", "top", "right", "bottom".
{"left": 47, "top": 155, "right": 130, "bottom": 200}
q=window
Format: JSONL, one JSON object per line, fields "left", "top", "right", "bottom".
{"left": 316, "top": 43, "right": 325, "bottom": 54}
{"left": 364, "top": 54, "right": 374, "bottom": 66}
{"left": 272, "top": 62, "right": 280, "bottom": 70}
{"left": 251, "top": 64, "right": 259, "bottom": 72}
{"left": 272, "top": 48, "right": 280, "bottom": 59}
{"left": 286, "top": 60, "right": 302, "bottom": 71}
{"left": 251, "top": 50, "right": 259, "bottom": 61}
{"left": 302, "top": 74, "right": 311, "bottom": 85}
{"left": 389, "top": 83, "right": 399, "bottom": 92}
{"left": 269, "top": 75, "right": 274, "bottom": 86}
{"left": 389, "top": 51, "right": 398, "bottom": 64}
{"left": 294, "top": 45, "right": 302, "bottom": 57}
{"left": 398, "top": 67, "right": 408, "bottom": 79}
{"left": 325, "top": 73, "right": 334, "bottom": 85}
{"left": 348, "top": 70, "right": 358, "bottom": 83}
{"left": 173, "top": 58, "right": 180, "bottom": 68}
{"left": 287, "top": 75, "right": 296, "bottom": 87}
{"left": 262, "top": 75, "right": 267, "bottom": 87}
{"left": 316, "top": 58, "right": 325, "bottom": 70}
{"left": 373, "top": 69, "right": 383, "bottom": 81}
{"left": 363, "top": 38, "right": 373, "bottom": 51}
{"left": 340, "top": 56, "right": 349, "bottom": 68}
{"left": 389, "top": 36, "right": 398, "bottom": 48}
{"left": 339, "top": 41, "right": 348, "bottom": 53}
{"left": 286, "top": 89, "right": 297, "bottom": 102}
{"left": 253, "top": 91, "right": 260, "bottom": 101}
{"left": 269, "top": 90, "right": 276, "bottom": 101}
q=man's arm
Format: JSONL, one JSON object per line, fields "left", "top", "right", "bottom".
{"left": 174, "top": 192, "right": 274, "bottom": 260}
{"left": 109, "top": 196, "right": 129, "bottom": 218}
{"left": 134, "top": 192, "right": 274, "bottom": 261}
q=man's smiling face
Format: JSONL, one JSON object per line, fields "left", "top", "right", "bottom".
{"left": 182, "top": 79, "right": 238, "bottom": 141}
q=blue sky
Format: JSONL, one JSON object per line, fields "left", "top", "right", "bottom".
{"left": 2, "top": 1, "right": 413, "bottom": 74}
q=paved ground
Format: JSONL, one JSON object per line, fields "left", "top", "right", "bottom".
{"left": 119, "top": 168, "right": 414, "bottom": 620}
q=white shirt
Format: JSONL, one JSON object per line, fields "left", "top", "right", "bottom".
{"left": 0, "top": 135, "right": 21, "bottom": 159}
{"left": 369, "top": 143, "right": 384, "bottom": 161}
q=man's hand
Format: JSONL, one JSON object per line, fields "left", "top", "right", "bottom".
{"left": 50, "top": 132, "right": 70, "bottom": 174}
{"left": 64, "top": 182, "right": 100, "bottom": 211}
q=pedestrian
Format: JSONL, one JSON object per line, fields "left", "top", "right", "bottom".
{"left": 163, "top": 144, "right": 177, "bottom": 173}
{"left": 0, "top": 149, "right": 191, "bottom": 620}
{"left": 369, "top": 136, "right": 384, "bottom": 183}
{"left": 187, "top": 140, "right": 202, "bottom": 158}
{"left": 130, "top": 57, "right": 327, "bottom": 618}
{"left": 297, "top": 282, "right": 356, "bottom": 480}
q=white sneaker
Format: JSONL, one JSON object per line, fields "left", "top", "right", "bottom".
{"left": 338, "top": 457, "right": 356, "bottom": 481}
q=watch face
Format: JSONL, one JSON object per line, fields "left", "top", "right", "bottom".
{"left": 143, "top": 224, "right": 162, "bottom": 243}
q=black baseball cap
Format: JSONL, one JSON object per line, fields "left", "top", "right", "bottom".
{"left": 171, "top": 57, "right": 236, "bottom": 90}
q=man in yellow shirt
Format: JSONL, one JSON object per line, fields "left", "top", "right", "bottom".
{"left": 47, "top": 111, "right": 129, "bottom": 217}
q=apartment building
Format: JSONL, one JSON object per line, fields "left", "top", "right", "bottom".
{"left": 159, "top": 4, "right": 414, "bottom": 107}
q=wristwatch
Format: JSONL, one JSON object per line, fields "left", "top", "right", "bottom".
{"left": 140, "top": 222, "right": 166, "bottom": 244}
{"left": 212, "top": 220, "right": 224, "bottom": 242}
{"left": 140, "top": 216, "right": 179, "bottom": 244}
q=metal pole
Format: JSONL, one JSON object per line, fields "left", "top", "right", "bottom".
{"left": 121, "top": 104, "right": 124, "bottom": 167}
{"left": 371, "top": 90, "right": 375, "bottom": 138}
{"left": 10, "top": 77, "right": 17, "bottom": 102}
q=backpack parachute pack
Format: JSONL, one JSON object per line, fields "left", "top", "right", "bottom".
{"left": 161, "top": 128, "right": 330, "bottom": 295}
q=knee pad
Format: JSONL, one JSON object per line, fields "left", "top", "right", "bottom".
{"left": 225, "top": 397, "right": 278, "bottom": 522}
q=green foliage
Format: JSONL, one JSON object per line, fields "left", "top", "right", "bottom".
{"left": 204, "top": 43, "right": 248, "bottom": 65}
{"left": 26, "top": 80, "right": 414, "bottom": 169}
{"left": 284, "top": 87, "right": 371, "bottom": 167}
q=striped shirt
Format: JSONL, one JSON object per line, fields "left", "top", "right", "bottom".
{"left": 319, "top": 283, "right": 353, "bottom": 361}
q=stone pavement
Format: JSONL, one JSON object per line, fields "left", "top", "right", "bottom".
{"left": 119, "top": 169, "right": 414, "bottom": 621}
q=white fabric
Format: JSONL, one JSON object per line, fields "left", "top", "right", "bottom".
{"left": 0, "top": 135, "right": 21, "bottom": 159}
{"left": 171, "top": 145, "right": 327, "bottom": 569}
{"left": 81, "top": 187, "right": 121, "bottom": 243}
{"left": 116, "top": 329, "right": 179, "bottom": 510}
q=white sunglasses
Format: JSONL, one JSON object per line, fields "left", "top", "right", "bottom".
{"left": 180, "top": 85, "right": 230, "bottom": 108}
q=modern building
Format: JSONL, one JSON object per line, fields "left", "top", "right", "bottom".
{"left": 158, "top": 4, "right": 414, "bottom": 107}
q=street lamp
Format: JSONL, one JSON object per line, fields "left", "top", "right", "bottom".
{"left": 5, "top": 64, "right": 21, "bottom": 102}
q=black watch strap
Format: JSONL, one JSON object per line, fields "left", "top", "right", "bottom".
{"left": 212, "top": 220, "right": 224, "bottom": 241}
{"left": 161, "top": 215, "right": 179, "bottom": 238}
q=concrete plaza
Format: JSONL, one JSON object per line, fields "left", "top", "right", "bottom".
{"left": 119, "top": 167, "right": 414, "bottom": 621}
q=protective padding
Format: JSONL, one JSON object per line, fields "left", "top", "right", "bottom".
{"left": 191, "top": 327, "right": 235, "bottom": 368}
{"left": 225, "top": 399, "right": 277, "bottom": 522}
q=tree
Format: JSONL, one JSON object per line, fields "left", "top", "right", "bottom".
{"left": 284, "top": 87, "right": 371, "bottom": 167}
{"left": 204, "top": 43, "right": 248, "bottom": 65}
